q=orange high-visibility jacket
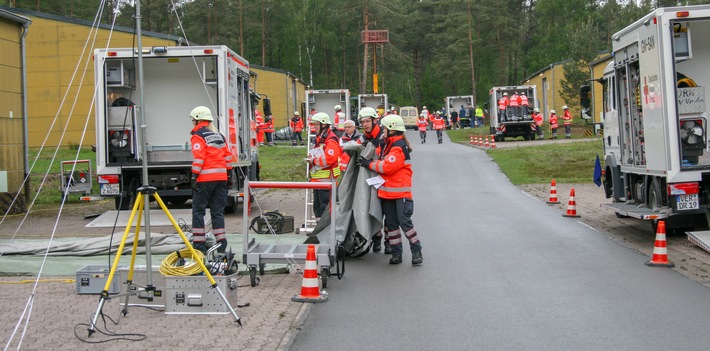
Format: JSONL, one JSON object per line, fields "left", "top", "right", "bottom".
{"left": 367, "top": 134, "right": 412, "bottom": 200}
{"left": 191, "top": 121, "right": 233, "bottom": 182}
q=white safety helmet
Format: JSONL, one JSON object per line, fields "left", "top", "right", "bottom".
{"left": 334, "top": 105, "right": 342, "bottom": 111}
{"left": 503, "top": 92, "right": 508, "bottom": 96}
{"left": 550, "top": 110, "right": 556, "bottom": 114}
{"left": 422, "top": 106, "right": 427, "bottom": 109}
{"left": 190, "top": 106, "right": 213, "bottom": 121}
{"left": 311, "top": 112, "right": 332, "bottom": 125}
{"left": 533, "top": 108, "right": 540, "bottom": 112}
{"left": 358, "top": 107, "right": 378, "bottom": 120}
{"left": 521, "top": 92, "right": 526, "bottom": 96}
{"left": 294, "top": 111, "right": 300, "bottom": 116}
{"left": 562, "top": 105, "right": 569, "bottom": 110}
{"left": 380, "top": 114, "right": 406, "bottom": 132}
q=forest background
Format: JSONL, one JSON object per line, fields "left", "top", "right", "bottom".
{"left": 7, "top": 0, "right": 710, "bottom": 110}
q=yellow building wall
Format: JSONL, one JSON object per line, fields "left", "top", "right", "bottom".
{"left": 252, "top": 67, "right": 307, "bottom": 129}
{"left": 0, "top": 17, "right": 25, "bottom": 193}
{"left": 24, "top": 16, "right": 180, "bottom": 147}
{"left": 523, "top": 64, "right": 570, "bottom": 119}
{"left": 591, "top": 56, "right": 613, "bottom": 124}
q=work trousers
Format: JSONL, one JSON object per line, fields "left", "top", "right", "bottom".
{"left": 536, "top": 124, "right": 544, "bottom": 139}
{"left": 564, "top": 124, "right": 571, "bottom": 137}
{"left": 313, "top": 188, "right": 332, "bottom": 218}
{"left": 292, "top": 131, "right": 303, "bottom": 142}
{"left": 192, "top": 180, "right": 228, "bottom": 251}
{"left": 499, "top": 108, "right": 507, "bottom": 122}
{"left": 436, "top": 129, "right": 443, "bottom": 143}
{"left": 382, "top": 198, "right": 421, "bottom": 255}
{"left": 419, "top": 130, "right": 427, "bottom": 142}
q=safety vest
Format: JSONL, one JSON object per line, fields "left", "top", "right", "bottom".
{"left": 334, "top": 111, "right": 346, "bottom": 131}
{"left": 533, "top": 112, "right": 543, "bottom": 126}
{"left": 433, "top": 117, "right": 445, "bottom": 130}
{"left": 549, "top": 114, "right": 559, "bottom": 128}
{"left": 291, "top": 116, "right": 303, "bottom": 132}
{"left": 498, "top": 97, "right": 508, "bottom": 109}
{"left": 310, "top": 129, "right": 341, "bottom": 180}
{"left": 520, "top": 95, "right": 529, "bottom": 106}
{"left": 563, "top": 110, "right": 573, "bottom": 125}
{"left": 509, "top": 94, "right": 519, "bottom": 107}
{"left": 475, "top": 107, "right": 484, "bottom": 117}
{"left": 191, "top": 122, "right": 233, "bottom": 182}
{"left": 417, "top": 118, "right": 428, "bottom": 132}
{"left": 367, "top": 134, "right": 412, "bottom": 199}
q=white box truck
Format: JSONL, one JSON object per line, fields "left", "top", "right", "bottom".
{"left": 93, "top": 45, "right": 258, "bottom": 212}
{"left": 445, "top": 95, "right": 474, "bottom": 127}
{"left": 581, "top": 5, "right": 710, "bottom": 233}
{"left": 488, "top": 85, "right": 537, "bottom": 141}
{"left": 357, "top": 93, "right": 388, "bottom": 117}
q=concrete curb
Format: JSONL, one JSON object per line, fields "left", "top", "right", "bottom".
{"left": 275, "top": 301, "right": 312, "bottom": 351}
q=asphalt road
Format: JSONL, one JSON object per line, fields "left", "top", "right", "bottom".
{"left": 288, "top": 130, "right": 710, "bottom": 351}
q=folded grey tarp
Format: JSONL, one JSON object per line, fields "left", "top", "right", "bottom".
{"left": 0, "top": 233, "right": 185, "bottom": 256}
{"left": 307, "top": 142, "right": 383, "bottom": 257}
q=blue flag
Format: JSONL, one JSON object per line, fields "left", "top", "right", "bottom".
{"left": 593, "top": 155, "right": 602, "bottom": 187}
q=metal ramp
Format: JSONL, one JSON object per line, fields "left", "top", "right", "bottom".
{"left": 601, "top": 202, "right": 671, "bottom": 220}
{"left": 687, "top": 231, "right": 710, "bottom": 254}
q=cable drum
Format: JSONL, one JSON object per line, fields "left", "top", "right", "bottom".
{"left": 249, "top": 211, "right": 286, "bottom": 234}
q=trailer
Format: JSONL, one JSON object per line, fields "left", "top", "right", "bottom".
{"left": 580, "top": 5, "right": 710, "bottom": 235}
{"left": 93, "top": 45, "right": 258, "bottom": 212}
{"left": 488, "top": 86, "right": 537, "bottom": 141}
{"left": 445, "top": 95, "right": 474, "bottom": 127}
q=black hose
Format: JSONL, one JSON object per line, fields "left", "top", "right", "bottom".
{"left": 249, "top": 211, "right": 285, "bottom": 234}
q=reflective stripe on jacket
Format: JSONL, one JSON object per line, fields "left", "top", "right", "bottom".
{"left": 367, "top": 135, "right": 412, "bottom": 199}
{"left": 549, "top": 114, "right": 559, "bottom": 128}
{"left": 508, "top": 95, "right": 519, "bottom": 107}
{"left": 417, "top": 118, "right": 428, "bottom": 132}
{"left": 433, "top": 117, "right": 445, "bottom": 130}
{"left": 498, "top": 97, "right": 508, "bottom": 109}
{"left": 520, "top": 95, "right": 529, "bottom": 106}
{"left": 191, "top": 121, "right": 233, "bottom": 182}
{"left": 563, "top": 110, "right": 573, "bottom": 125}
{"left": 339, "top": 131, "right": 361, "bottom": 172}
{"left": 290, "top": 116, "right": 304, "bottom": 132}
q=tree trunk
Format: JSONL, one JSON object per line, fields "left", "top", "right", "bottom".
{"left": 413, "top": 49, "right": 421, "bottom": 107}
{"left": 467, "top": 1, "right": 476, "bottom": 101}
{"left": 361, "top": 3, "right": 369, "bottom": 94}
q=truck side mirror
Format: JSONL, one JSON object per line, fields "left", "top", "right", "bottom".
{"left": 580, "top": 85, "right": 591, "bottom": 109}
{"left": 263, "top": 98, "right": 272, "bottom": 116}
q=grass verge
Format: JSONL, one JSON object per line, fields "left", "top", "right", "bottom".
{"left": 257, "top": 143, "right": 308, "bottom": 182}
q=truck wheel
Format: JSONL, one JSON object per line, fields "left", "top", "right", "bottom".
{"left": 648, "top": 178, "right": 662, "bottom": 212}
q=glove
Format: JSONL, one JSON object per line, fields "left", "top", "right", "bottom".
{"left": 356, "top": 156, "right": 372, "bottom": 168}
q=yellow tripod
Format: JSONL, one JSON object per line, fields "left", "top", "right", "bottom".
{"left": 87, "top": 186, "right": 241, "bottom": 337}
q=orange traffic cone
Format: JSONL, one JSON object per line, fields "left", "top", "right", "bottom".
{"left": 484, "top": 135, "right": 490, "bottom": 147}
{"left": 490, "top": 135, "right": 496, "bottom": 149}
{"left": 478, "top": 136, "right": 483, "bottom": 146}
{"left": 469, "top": 135, "right": 474, "bottom": 144}
{"left": 562, "top": 188, "right": 581, "bottom": 217}
{"left": 292, "top": 244, "right": 328, "bottom": 303}
{"left": 546, "top": 179, "right": 561, "bottom": 204}
{"left": 645, "top": 220, "right": 674, "bottom": 267}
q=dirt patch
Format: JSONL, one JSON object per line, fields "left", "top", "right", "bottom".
{"left": 520, "top": 183, "right": 710, "bottom": 288}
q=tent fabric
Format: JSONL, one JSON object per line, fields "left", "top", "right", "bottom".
{"left": 307, "top": 142, "right": 383, "bottom": 256}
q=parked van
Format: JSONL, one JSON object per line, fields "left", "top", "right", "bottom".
{"left": 399, "top": 106, "right": 419, "bottom": 130}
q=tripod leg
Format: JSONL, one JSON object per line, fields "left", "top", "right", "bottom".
{"left": 153, "top": 193, "right": 241, "bottom": 325}
{"left": 123, "top": 196, "right": 146, "bottom": 316}
{"left": 88, "top": 193, "right": 145, "bottom": 336}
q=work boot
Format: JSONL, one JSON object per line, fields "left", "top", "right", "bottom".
{"left": 412, "top": 251, "right": 423, "bottom": 265}
{"left": 384, "top": 240, "right": 392, "bottom": 254}
{"left": 389, "top": 253, "right": 402, "bottom": 265}
{"left": 192, "top": 242, "right": 207, "bottom": 255}
{"left": 372, "top": 237, "right": 382, "bottom": 253}
{"left": 217, "top": 240, "right": 228, "bottom": 253}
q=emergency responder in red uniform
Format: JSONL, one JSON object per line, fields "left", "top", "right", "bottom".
{"left": 339, "top": 119, "right": 361, "bottom": 173}
{"left": 255, "top": 111, "right": 265, "bottom": 146}
{"left": 549, "top": 110, "right": 559, "bottom": 139}
{"left": 562, "top": 105, "right": 573, "bottom": 138}
{"left": 334, "top": 105, "right": 346, "bottom": 137}
{"left": 307, "top": 107, "right": 317, "bottom": 143}
{"left": 417, "top": 113, "right": 429, "bottom": 144}
{"left": 308, "top": 112, "right": 341, "bottom": 219}
{"left": 421, "top": 106, "right": 431, "bottom": 130}
{"left": 520, "top": 92, "right": 529, "bottom": 117}
{"left": 532, "top": 107, "right": 544, "bottom": 140}
{"left": 509, "top": 92, "right": 520, "bottom": 120}
{"left": 264, "top": 115, "right": 275, "bottom": 146}
{"left": 290, "top": 111, "right": 304, "bottom": 145}
{"left": 356, "top": 114, "right": 423, "bottom": 265}
{"left": 189, "top": 106, "right": 233, "bottom": 254}
{"left": 433, "top": 112, "right": 446, "bottom": 144}
{"left": 358, "top": 107, "right": 389, "bottom": 253}
{"left": 498, "top": 93, "right": 509, "bottom": 122}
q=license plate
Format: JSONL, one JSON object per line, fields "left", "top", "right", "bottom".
{"left": 100, "top": 183, "right": 120, "bottom": 196}
{"left": 676, "top": 193, "right": 699, "bottom": 210}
